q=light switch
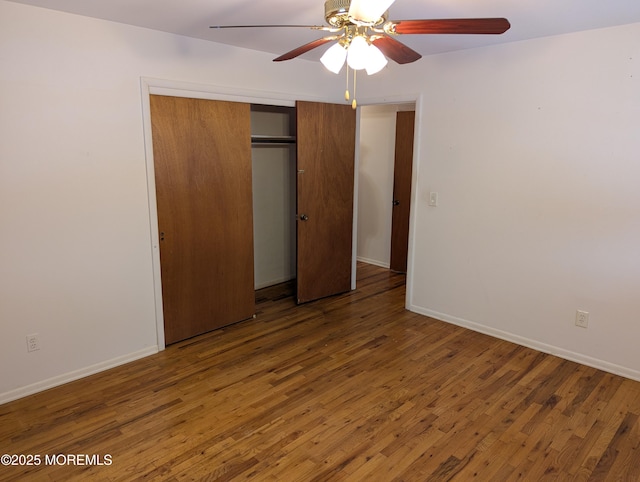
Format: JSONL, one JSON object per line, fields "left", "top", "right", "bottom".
{"left": 429, "top": 192, "right": 438, "bottom": 207}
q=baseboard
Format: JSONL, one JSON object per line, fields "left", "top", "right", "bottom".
{"left": 0, "top": 346, "right": 159, "bottom": 405}
{"left": 356, "top": 257, "right": 390, "bottom": 269}
{"left": 409, "top": 305, "right": 640, "bottom": 383}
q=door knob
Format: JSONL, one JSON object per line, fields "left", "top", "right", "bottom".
{"left": 160, "top": 232, "right": 165, "bottom": 241}
{"left": 299, "top": 214, "right": 309, "bottom": 221}
{"left": 393, "top": 200, "right": 400, "bottom": 206}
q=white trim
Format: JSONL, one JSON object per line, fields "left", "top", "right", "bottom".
{"left": 358, "top": 93, "right": 422, "bottom": 109}
{"left": 140, "top": 78, "right": 165, "bottom": 350}
{"left": 405, "top": 95, "right": 423, "bottom": 311}
{"left": 356, "top": 256, "right": 390, "bottom": 269}
{"left": 352, "top": 107, "right": 361, "bottom": 290}
{"left": 410, "top": 305, "right": 640, "bottom": 383}
{"left": 0, "top": 347, "right": 159, "bottom": 405}
{"left": 142, "top": 77, "right": 325, "bottom": 105}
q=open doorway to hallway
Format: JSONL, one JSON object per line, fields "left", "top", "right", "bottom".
{"left": 357, "top": 103, "right": 416, "bottom": 276}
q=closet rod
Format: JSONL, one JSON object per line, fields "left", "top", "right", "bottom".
{"left": 251, "top": 135, "right": 297, "bottom": 146}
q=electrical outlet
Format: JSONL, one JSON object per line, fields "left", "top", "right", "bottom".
{"left": 26, "top": 334, "right": 40, "bottom": 352}
{"left": 575, "top": 310, "right": 589, "bottom": 329}
{"left": 429, "top": 192, "right": 439, "bottom": 207}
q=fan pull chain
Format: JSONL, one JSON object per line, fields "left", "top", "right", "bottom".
{"left": 352, "top": 69, "right": 357, "bottom": 110}
{"left": 345, "top": 64, "right": 350, "bottom": 101}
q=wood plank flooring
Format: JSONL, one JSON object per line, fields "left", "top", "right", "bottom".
{"left": 1, "top": 263, "right": 639, "bottom": 481}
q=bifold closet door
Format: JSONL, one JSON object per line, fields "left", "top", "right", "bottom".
{"left": 296, "top": 100, "right": 356, "bottom": 303}
{"left": 150, "top": 95, "right": 255, "bottom": 344}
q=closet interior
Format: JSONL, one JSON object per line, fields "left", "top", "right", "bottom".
{"left": 250, "top": 104, "right": 297, "bottom": 291}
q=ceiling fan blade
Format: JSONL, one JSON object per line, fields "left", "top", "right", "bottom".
{"left": 273, "top": 37, "right": 337, "bottom": 62}
{"left": 349, "top": 0, "right": 396, "bottom": 23}
{"left": 210, "top": 24, "right": 327, "bottom": 30}
{"left": 391, "top": 18, "right": 511, "bottom": 35}
{"left": 371, "top": 36, "right": 421, "bottom": 64}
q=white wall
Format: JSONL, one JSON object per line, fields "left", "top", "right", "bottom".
{"left": 0, "top": 1, "right": 341, "bottom": 402}
{"left": 360, "top": 23, "right": 640, "bottom": 379}
{"left": 357, "top": 105, "right": 396, "bottom": 268}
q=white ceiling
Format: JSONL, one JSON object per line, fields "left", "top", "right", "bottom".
{"left": 7, "top": 0, "right": 640, "bottom": 61}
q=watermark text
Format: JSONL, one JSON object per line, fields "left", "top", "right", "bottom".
{"left": 1, "top": 454, "right": 112, "bottom": 466}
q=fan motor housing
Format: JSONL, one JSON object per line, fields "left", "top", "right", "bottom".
{"left": 324, "top": 0, "right": 388, "bottom": 27}
{"left": 324, "top": 0, "right": 350, "bottom": 27}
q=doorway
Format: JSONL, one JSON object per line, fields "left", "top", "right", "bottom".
{"left": 147, "top": 92, "right": 357, "bottom": 345}
{"left": 356, "top": 103, "right": 416, "bottom": 274}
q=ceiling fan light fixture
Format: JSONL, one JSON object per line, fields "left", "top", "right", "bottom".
{"left": 365, "top": 44, "right": 388, "bottom": 75}
{"left": 346, "top": 35, "right": 370, "bottom": 70}
{"left": 320, "top": 42, "right": 348, "bottom": 73}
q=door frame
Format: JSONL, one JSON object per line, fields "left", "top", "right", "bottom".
{"left": 357, "top": 94, "right": 423, "bottom": 310}
{"left": 140, "top": 77, "right": 362, "bottom": 349}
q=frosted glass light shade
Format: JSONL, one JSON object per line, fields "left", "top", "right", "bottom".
{"left": 320, "top": 43, "right": 347, "bottom": 74}
{"left": 365, "top": 45, "right": 388, "bottom": 75}
{"left": 347, "top": 36, "right": 370, "bottom": 70}
{"left": 349, "top": 0, "right": 396, "bottom": 23}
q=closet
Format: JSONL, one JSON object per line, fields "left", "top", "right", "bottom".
{"left": 150, "top": 96, "right": 356, "bottom": 344}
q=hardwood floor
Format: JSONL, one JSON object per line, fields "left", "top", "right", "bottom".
{"left": 1, "top": 263, "right": 639, "bottom": 481}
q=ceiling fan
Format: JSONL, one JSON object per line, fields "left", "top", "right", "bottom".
{"left": 210, "top": 0, "right": 510, "bottom": 106}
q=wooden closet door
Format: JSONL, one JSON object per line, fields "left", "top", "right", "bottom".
{"left": 150, "top": 95, "right": 255, "bottom": 344}
{"left": 296, "top": 101, "right": 356, "bottom": 303}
